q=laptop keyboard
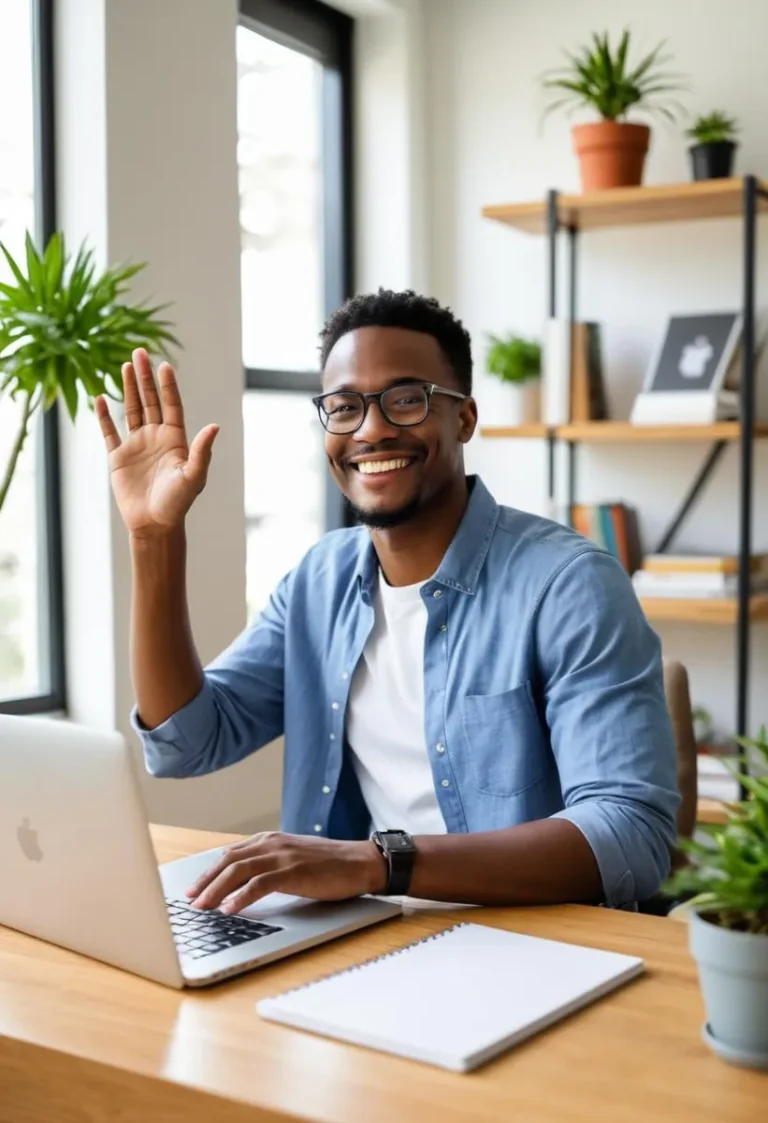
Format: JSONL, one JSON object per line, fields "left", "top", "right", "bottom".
{"left": 165, "top": 898, "right": 284, "bottom": 960}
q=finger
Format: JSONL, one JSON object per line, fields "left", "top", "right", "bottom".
{"left": 221, "top": 873, "right": 281, "bottom": 915}
{"left": 192, "top": 858, "right": 268, "bottom": 911}
{"left": 122, "top": 362, "right": 144, "bottom": 431}
{"left": 185, "top": 835, "right": 268, "bottom": 898}
{"left": 134, "top": 348, "right": 162, "bottom": 425}
{"left": 157, "top": 362, "right": 185, "bottom": 429}
{"left": 94, "top": 396, "right": 122, "bottom": 453}
{"left": 185, "top": 424, "right": 219, "bottom": 490}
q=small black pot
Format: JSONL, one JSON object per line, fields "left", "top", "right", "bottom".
{"left": 689, "top": 141, "right": 737, "bottom": 181}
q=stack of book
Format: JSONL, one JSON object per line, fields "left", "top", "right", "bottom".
{"left": 632, "top": 553, "right": 768, "bottom": 600}
{"left": 697, "top": 745, "right": 740, "bottom": 802}
{"left": 570, "top": 503, "right": 642, "bottom": 574}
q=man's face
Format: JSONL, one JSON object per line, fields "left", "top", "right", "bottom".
{"left": 320, "top": 326, "right": 477, "bottom": 528}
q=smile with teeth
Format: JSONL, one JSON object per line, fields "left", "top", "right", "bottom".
{"left": 355, "top": 458, "right": 413, "bottom": 475}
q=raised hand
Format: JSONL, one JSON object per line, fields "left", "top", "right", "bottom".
{"left": 95, "top": 349, "right": 219, "bottom": 537}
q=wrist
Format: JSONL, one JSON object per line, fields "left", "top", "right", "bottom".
{"left": 129, "top": 525, "right": 186, "bottom": 551}
{"left": 360, "top": 840, "right": 388, "bottom": 895}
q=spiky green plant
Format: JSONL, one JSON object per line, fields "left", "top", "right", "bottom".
{"left": 665, "top": 728, "right": 768, "bottom": 935}
{"left": 542, "top": 29, "right": 688, "bottom": 123}
{"left": 687, "top": 111, "right": 739, "bottom": 145}
{"left": 486, "top": 334, "right": 541, "bottom": 385}
{"left": 0, "top": 231, "right": 178, "bottom": 511}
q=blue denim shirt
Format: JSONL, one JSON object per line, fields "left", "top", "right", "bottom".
{"left": 137, "top": 476, "right": 679, "bottom": 906}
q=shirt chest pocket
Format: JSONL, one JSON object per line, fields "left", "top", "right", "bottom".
{"left": 461, "top": 682, "right": 550, "bottom": 798}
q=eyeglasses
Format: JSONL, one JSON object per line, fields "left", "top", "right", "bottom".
{"left": 312, "top": 382, "right": 467, "bottom": 435}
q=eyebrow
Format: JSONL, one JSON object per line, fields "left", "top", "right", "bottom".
{"left": 323, "top": 376, "right": 430, "bottom": 394}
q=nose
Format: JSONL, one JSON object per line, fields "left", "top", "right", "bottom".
{"left": 353, "top": 397, "right": 400, "bottom": 443}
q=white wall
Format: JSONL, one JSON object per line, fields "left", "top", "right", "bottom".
{"left": 424, "top": 0, "right": 768, "bottom": 735}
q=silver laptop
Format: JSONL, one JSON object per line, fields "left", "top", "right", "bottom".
{"left": 0, "top": 714, "right": 401, "bottom": 988}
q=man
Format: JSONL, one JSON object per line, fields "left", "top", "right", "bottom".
{"left": 96, "top": 289, "right": 679, "bottom": 915}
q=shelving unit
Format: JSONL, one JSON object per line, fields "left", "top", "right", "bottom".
{"left": 482, "top": 177, "right": 768, "bottom": 791}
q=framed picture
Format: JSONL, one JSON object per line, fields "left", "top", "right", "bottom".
{"left": 642, "top": 313, "right": 742, "bottom": 395}
{"left": 631, "top": 312, "right": 743, "bottom": 424}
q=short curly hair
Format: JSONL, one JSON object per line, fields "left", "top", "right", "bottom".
{"left": 319, "top": 288, "right": 473, "bottom": 395}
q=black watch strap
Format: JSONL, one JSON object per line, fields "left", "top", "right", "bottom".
{"left": 371, "top": 830, "right": 416, "bottom": 895}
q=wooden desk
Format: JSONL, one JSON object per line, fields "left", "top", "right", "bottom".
{"left": 1, "top": 826, "right": 763, "bottom": 1123}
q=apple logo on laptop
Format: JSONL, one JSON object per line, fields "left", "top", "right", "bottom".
{"left": 678, "top": 335, "right": 714, "bottom": 379}
{"left": 17, "top": 817, "right": 43, "bottom": 862}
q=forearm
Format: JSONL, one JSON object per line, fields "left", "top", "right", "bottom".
{"left": 130, "top": 528, "right": 204, "bottom": 729}
{"left": 405, "top": 818, "right": 602, "bottom": 906}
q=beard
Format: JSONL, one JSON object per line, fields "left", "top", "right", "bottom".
{"left": 344, "top": 494, "right": 422, "bottom": 530}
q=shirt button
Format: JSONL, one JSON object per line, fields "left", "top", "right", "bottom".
{"left": 322, "top": 785, "right": 331, "bottom": 794}
{"left": 432, "top": 589, "right": 443, "bottom": 599}
{"left": 435, "top": 742, "right": 445, "bottom": 754}
{"left": 342, "top": 671, "right": 349, "bottom": 680}
{"left": 330, "top": 733, "right": 336, "bottom": 740}
{"left": 331, "top": 701, "right": 340, "bottom": 711}
{"left": 313, "top": 824, "right": 323, "bottom": 832}
{"left": 440, "top": 623, "right": 448, "bottom": 633}
{"left": 441, "top": 778, "right": 450, "bottom": 788}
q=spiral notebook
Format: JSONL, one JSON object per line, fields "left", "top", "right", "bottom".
{"left": 256, "top": 922, "right": 644, "bottom": 1072}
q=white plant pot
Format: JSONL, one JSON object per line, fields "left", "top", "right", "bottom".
{"left": 503, "top": 381, "right": 541, "bottom": 425}
{"left": 690, "top": 909, "right": 768, "bottom": 1069}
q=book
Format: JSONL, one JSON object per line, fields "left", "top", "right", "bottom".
{"left": 642, "top": 553, "right": 768, "bottom": 576}
{"left": 632, "top": 571, "right": 768, "bottom": 598}
{"left": 570, "top": 503, "right": 642, "bottom": 573}
{"left": 256, "top": 922, "right": 644, "bottom": 1072}
{"left": 543, "top": 318, "right": 571, "bottom": 425}
{"left": 570, "top": 322, "right": 607, "bottom": 422}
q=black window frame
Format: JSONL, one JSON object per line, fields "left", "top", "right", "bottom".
{"left": 1, "top": 0, "right": 66, "bottom": 716}
{"left": 238, "top": 0, "right": 354, "bottom": 531}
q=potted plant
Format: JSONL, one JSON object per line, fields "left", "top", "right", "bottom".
{"left": 665, "top": 728, "right": 768, "bottom": 1069}
{"left": 486, "top": 334, "right": 542, "bottom": 424}
{"left": 0, "top": 232, "right": 178, "bottom": 512}
{"left": 686, "top": 111, "right": 739, "bottom": 181}
{"left": 542, "top": 30, "right": 687, "bottom": 191}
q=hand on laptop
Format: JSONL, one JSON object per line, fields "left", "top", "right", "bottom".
{"left": 186, "top": 832, "right": 388, "bottom": 913}
{"left": 95, "top": 348, "right": 219, "bottom": 536}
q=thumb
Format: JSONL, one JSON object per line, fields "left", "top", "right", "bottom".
{"left": 186, "top": 424, "right": 219, "bottom": 489}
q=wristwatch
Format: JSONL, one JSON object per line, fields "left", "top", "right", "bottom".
{"left": 371, "top": 829, "right": 416, "bottom": 895}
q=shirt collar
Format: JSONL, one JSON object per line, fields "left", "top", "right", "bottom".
{"left": 354, "top": 475, "right": 499, "bottom": 597}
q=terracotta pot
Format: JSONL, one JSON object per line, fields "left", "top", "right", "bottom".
{"left": 571, "top": 121, "right": 650, "bottom": 191}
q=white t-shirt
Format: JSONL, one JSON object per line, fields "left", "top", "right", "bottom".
{"left": 346, "top": 570, "right": 447, "bottom": 836}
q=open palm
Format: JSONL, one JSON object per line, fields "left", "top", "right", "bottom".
{"left": 96, "top": 349, "right": 218, "bottom": 536}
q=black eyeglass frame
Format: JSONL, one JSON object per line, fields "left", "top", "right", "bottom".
{"left": 312, "top": 381, "right": 468, "bottom": 434}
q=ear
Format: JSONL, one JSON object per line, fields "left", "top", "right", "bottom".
{"left": 458, "top": 397, "right": 478, "bottom": 444}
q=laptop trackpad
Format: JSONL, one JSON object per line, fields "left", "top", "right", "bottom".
{"left": 237, "top": 892, "right": 316, "bottom": 920}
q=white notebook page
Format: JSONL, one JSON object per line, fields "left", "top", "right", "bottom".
{"left": 257, "top": 922, "right": 644, "bottom": 1071}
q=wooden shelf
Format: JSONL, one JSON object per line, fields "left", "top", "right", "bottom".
{"left": 482, "top": 178, "right": 768, "bottom": 235}
{"left": 480, "top": 421, "right": 768, "bottom": 442}
{"left": 640, "top": 594, "right": 768, "bottom": 625}
{"left": 558, "top": 421, "right": 768, "bottom": 442}
{"left": 479, "top": 423, "right": 550, "bottom": 438}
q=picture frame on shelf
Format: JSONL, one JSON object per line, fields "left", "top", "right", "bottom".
{"left": 630, "top": 311, "right": 742, "bottom": 424}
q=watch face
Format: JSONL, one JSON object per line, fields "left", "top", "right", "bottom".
{"left": 381, "top": 830, "right": 415, "bottom": 851}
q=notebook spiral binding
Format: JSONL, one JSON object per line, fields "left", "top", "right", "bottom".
{"left": 266, "top": 922, "right": 469, "bottom": 1000}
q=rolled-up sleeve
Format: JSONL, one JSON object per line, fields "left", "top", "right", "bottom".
{"left": 535, "top": 549, "right": 680, "bottom": 906}
{"left": 132, "top": 572, "right": 290, "bottom": 779}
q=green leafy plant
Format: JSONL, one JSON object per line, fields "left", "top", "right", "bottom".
{"left": 687, "top": 110, "right": 739, "bottom": 145}
{"left": 665, "top": 728, "right": 768, "bottom": 935}
{"left": 541, "top": 29, "right": 688, "bottom": 123}
{"left": 0, "top": 231, "right": 178, "bottom": 512}
{"left": 486, "top": 334, "right": 541, "bottom": 385}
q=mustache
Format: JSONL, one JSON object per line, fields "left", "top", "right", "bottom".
{"left": 343, "top": 442, "right": 424, "bottom": 465}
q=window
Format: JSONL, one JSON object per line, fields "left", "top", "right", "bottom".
{"left": 0, "top": 0, "right": 64, "bottom": 714}
{"left": 238, "top": 0, "right": 352, "bottom": 617}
